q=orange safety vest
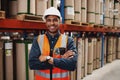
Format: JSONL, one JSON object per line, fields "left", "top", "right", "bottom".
{"left": 35, "top": 34, "right": 70, "bottom": 80}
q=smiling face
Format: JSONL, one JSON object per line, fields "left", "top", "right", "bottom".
{"left": 45, "top": 15, "right": 61, "bottom": 36}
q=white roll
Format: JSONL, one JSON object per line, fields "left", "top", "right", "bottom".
{"left": 18, "top": 0, "right": 28, "bottom": 13}
{"left": 30, "top": 0, "right": 35, "bottom": 14}
{"left": 36, "top": 0, "right": 47, "bottom": 16}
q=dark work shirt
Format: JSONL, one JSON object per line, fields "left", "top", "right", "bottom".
{"left": 29, "top": 32, "right": 78, "bottom": 71}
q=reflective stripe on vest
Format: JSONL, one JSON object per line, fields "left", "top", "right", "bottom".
{"left": 35, "top": 70, "right": 69, "bottom": 78}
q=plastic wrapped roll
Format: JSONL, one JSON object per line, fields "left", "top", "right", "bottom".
{"left": 81, "top": 0, "right": 87, "bottom": 23}
{"left": 93, "top": 38, "right": 97, "bottom": 70}
{"left": 74, "top": 0, "right": 81, "bottom": 21}
{"left": 64, "top": 0, "right": 74, "bottom": 23}
{"left": 95, "top": 0, "right": 101, "bottom": 25}
{"left": 9, "top": 0, "right": 18, "bottom": 18}
{"left": 4, "top": 40, "right": 13, "bottom": 80}
{"left": 116, "top": 38, "right": 120, "bottom": 59}
{"left": 87, "top": 0, "right": 95, "bottom": 24}
{"left": 18, "top": 0, "right": 28, "bottom": 14}
{"left": 104, "top": 0, "right": 110, "bottom": 26}
{"left": 96, "top": 38, "right": 101, "bottom": 68}
{"left": 30, "top": 0, "right": 35, "bottom": 14}
{"left": 36, "top": 0, "right": 47, "bottom": 16}
{"left": 16, "top": 42, "right": 26, "bottom": 80}
{"left": 0, "top": 41, "right": 4, "bottom": 80}
{"left": 107, "top": 37, "right": 113, "bottom": 63}
{"left": 77, "top": 38, "right": 82, "bottom": 80}
{"left": 87, "top": 38, "right": 93, "bottom": 74}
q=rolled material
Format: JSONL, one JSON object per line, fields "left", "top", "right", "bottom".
{"left": 87, "top": 0, "right": 95, "bottom": 24}
{"left": 112, "top": 37, "right": 117, "bottom": 60}
{"left": 93, "top": 38, "right": 97, "bottom": 70}
{"left": 18, "top": 0, "right": 28, "bottom": 14}
{"left": 77, "top": 38, "right": 82, "bottom": 80}
{"left": 95, "top": 0, "right": 101, "bottom": 25}
{"left": 0, "top": 41, "right": 4, "bottom": 80}
{"left": 4, "top": 41, "right": 13, "bottom": 80}
{"left": 84, "top": 38, "right": 88, "bottom": 77}
{"left": 64, "top": 0, "right": 74, "bottom": 21}
{"left": 30, "top": 0, "right": 35, "bottom": 14}
{"left": 9, "top": 0, "right": 18, "bottom": 18}
{"left": 81, "top": 0, "right": 87, "bottom": 23}
{"left": 87, "top": 38, "right": 93, "bottom": 74}
{"left": 116, "top": 38, "right": 120, "bottom": 59}
{"left": 96, "top": 38, "right": 101, "bottom": 68}
{"left": 107, "top": 37, "right": 113, "bottom": 63}
{"left": 104, "top": 0, "right": 110, "bottom": 26}
{"left": 36, "top": 0, "right": 47, "bottom": 16}
{"left": 74, "top": 0, "right": 81, "bottom": 21}
{"left": 16, "top": 42, "right": 26, "bottom": 80}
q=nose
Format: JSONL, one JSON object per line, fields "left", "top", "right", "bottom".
{"left": 50, "top": 20, "right": 54, "bottom": 25}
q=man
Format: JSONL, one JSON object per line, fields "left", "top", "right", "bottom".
{"left": 29, "top": 7, "right": 78, "bottom": 80}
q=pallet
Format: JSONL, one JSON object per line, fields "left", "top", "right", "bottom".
{"left": 64, "top": 20, "right": 81, "bottom": 25}
{"left": 17, "top": 14, "right": 43, "bottom": 22}
{"left": 0, "top": 11, "right": 5, "bottom": 19}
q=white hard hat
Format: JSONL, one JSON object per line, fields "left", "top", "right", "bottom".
{"left": 43, "top": 7, "right": 62, "bottom": 21}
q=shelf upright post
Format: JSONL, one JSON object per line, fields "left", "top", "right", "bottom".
{"left": 60, "top": 0, "right": 65, "bottom": 23}
{"left": 101, "top": 33, "right": 104, "bottom": 67}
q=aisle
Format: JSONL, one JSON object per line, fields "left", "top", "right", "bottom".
{"left": 82, "top": 60, "right": 120, "bottom": 80}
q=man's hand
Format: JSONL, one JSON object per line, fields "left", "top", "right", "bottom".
{"left": 39, "top": 55, "right": 54, "bottom": 65}
{"left": 62, "top": 50, "right": 75, "bottom": 59}
{"left": 39, "top": 55, "right": 47, "bottom": 62}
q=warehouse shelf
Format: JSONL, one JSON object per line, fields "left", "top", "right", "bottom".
{"left": 0, "top": 19, "right": 120, "bottom": 33}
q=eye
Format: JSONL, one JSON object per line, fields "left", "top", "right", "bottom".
{"left": 46, "top": 19, "right": 51, "bottom": 22}
{"left": 53, "top": 18, "right": 58, "bottom": 22}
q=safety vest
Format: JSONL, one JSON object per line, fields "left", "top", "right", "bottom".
{"left": 35, "top": 34, "right": 70, "bottom": 80}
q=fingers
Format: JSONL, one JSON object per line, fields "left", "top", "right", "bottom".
{"left": 62, "top": 50, "right": 75, "bottom": 59}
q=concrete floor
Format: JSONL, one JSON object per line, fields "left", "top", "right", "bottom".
{"left": 82, "top": 60, "right": 120, "bottom": 80}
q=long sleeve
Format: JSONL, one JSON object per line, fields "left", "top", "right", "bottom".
{"left": 53, "top": 37, "right": 78, "bottom": 71}
{"left": 29, "top": 37, "right": 51, "bottom": 70}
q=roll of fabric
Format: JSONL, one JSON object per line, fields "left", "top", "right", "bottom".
{"left": 16, "top": 42, "right": 26, "bottom": 80}
{"left": 87, "top": 0, "right": 95, "bottom": 24}
{"left": 107, "top": 37, "right": 113, "bottom": 63}
{"left": 18, "top": 0, "right": 28, "bottom": 14}
{"left": 77, "top": 38, "right": 82, "bottom": 80}
{"left": 104, "top": 0, "right": 110, "bottom": 26}
{"left": 4, "top": 41, "right": 13, "bottom": 80}
{"left": 84, "top": 38, "right": 88, "bottom": 77}
{"left": 93, "top": 38, "right": 97, "bottom": 70}
{"left": 81, "top": 0, "right": 87, "bottom": 23}
{"left": 36, "top": 0, "right": 47, "bottom": 16}
{"left": 9, "top": 0, "right": 18, "bottom": 18}
{"left": 64, "top": 0, "right": 74, "bottom": 22}
{"left": 81, "top": 38, "right": 85, "bottom": 78}
{"left": 74, "top": 0, "right": 81, "bottom": 21}
{"left": 30, "top": 0, "right": 35, "bottom": 14}
{"left": 87, "top": 38, "right": 93, "bottom": 74}
{"left": 47, "top": 0, "right": 51, "bottom": 8}
{"left": 0, "top": 40, "right": 4, "bottom": 80}
{"left": 112, "top": 37, "right": 117, "bottom": 60}
{"left": 95, "top": 0, "right": 101, "bottom": 25}
{"left": 116, "top": 38, "right": 120, "bottom": 59}
{"left": 100, "top": 0, "right": 104, "bottom": 25}
{"left": 96, "top": 38, "right": 101, "bottom": 68}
